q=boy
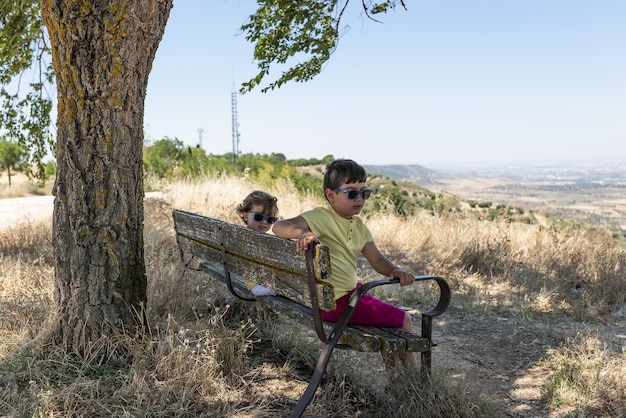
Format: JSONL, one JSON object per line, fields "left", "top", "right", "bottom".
{"left": 272, "top": 159, "right": 418, "bottom": 369}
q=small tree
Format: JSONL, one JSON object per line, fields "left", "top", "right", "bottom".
{"left": 0, "top": 0, "right": 53, "bottom": 182}
{"left": 143, "top": 137, "right": 186, "bottom": 178}
{"left": 0, "top": 136, "right": 28, "bottom": 186}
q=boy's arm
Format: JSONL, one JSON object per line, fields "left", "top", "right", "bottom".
{"left": 272, "top": 216, "right": 318, "bottom": 252}
{"left": 362, "top": 241, "right": 415, "bottom": 287}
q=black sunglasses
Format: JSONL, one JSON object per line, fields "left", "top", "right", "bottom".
{"left": 333, "top": 188, "right": 372, "bottom": 200}
{"left": 249, "top": 212, "right": 278, "bottom": 224}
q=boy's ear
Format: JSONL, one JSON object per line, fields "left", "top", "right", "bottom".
{"left": 324, "top": 188, "right": 334, "bottom": 202}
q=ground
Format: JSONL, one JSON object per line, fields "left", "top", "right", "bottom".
{"left": 428, "top": 307, "right": 623, "bottom": 417}
{"left": 3, "top": 174, "right": 623, "bottom": 417}
{"left": 266, "top": 306, "right": 623, "bottom": 417}
{"left": 433, "top": 310, "right": 552, "bottom": 417}
{"left": 242, "top": 303, "right": 573, "bottom": 417}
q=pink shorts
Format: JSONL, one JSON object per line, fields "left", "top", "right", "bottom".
{"left": 320, "top": 283, "right": 405, "bottom": 328}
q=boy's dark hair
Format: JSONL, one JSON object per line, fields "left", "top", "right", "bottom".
{"left": 236, "top": 191, "right": 278, "bottom": 223}
{"left": 323, "top": 159, "right": 367, "bottom": 192}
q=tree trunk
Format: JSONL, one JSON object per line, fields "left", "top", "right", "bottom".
{"left": 40, "top": 0, "right": 172, "bottom": 355}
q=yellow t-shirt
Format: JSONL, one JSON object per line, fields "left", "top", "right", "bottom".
{"left": 301, "top": 206, "right": 373, "bottom": 299}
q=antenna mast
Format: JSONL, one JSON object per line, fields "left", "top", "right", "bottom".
{"left": 231, "top": 90, "right": 240, "bottom": 163}
{"left": 197, "top": 127, "right": 204, "bottom": 149}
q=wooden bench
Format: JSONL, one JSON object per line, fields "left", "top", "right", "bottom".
{"left": 172, "top": 209, "right": 451, "bottom": 417}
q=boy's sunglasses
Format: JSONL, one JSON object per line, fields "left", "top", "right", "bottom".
{"left": 248, "top": 212, "right": 278, "bottom": 224}
{"left": 333, "top": 188, "right": 372, "bottom": 200}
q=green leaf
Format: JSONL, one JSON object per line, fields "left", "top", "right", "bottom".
{"left": 0, "top": 0, "right": 55, "bottom": 182}
{"left": 239, "top": 0, "right": 339, "bottom": 93}
{"left": 240, "top": 0, "right": 407, "bottom": 93}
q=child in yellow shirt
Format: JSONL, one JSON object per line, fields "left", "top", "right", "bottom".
{"left": 272, "top": 159, "right": 418, "bottom": 369}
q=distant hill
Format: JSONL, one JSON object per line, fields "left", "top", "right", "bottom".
{"left": 363, "top": 164, "right": 447, "bottom": 188}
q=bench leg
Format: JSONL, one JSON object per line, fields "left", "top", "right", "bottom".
{"left": 289, "top": 341, "right": 337, "bottom": 418}
{"left": 421, "top": 314, "right": 433, "bottom": 371}
{"left": 290, "top": 290, "right": 367, "bottom": 417}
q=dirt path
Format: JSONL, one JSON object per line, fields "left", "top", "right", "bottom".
{"left": 432, "top": 311, "right": 555, "bottom": 417}
{"left": 267, "top": 307, "right": 583, "bottom": 417}
{"left": 428, "top": 310, "right": 625, "bottom": 417}
{"left": 0, "top": 193, "right": 169, "bottom": 231}
{"left": 0, "top": 195, "right": 54, "bottom": 230}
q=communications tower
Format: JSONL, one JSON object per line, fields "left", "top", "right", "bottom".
{"left": 197, "top": 127, "right": 204, "bottom": 149}
{"left": 231, "top": 90, "right": 240, "bottom": 163}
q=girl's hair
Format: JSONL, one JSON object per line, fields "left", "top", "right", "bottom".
{"left": 323, "top": 159, "right": 367, "bottom": 192}
{"left": 236, "top": 190, "right": 278, "bottom": 223}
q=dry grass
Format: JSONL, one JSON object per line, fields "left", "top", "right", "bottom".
{"left": 1, "top": 173, "right": 625, "bottom": 416}
{"left": 159, "top": 175, "right": 323, "bottom": 224}
{"left": 540, "top": 333, "right": 626, "bottom": 417}
{"left": 0, "top": 172, "right": 53, "bottom": 199}
{"left": 365, "top": 209, "right": 626, "bottom": 319}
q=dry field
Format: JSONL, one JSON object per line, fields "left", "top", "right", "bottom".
{"left": 1, "top": 173, "right": 625, "bottom": 417}
{"left": 435, "top": 174, "right": 626, "bottom": 231}
{"left": 0, "top": 172, "right": 53, "bottom": 199}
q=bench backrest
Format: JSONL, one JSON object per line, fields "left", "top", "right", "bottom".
{"left": 172, "top": 210, "right": 335, "bottom": 309}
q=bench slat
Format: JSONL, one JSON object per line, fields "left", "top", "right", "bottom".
{"left": 174, "top": 210, "right": 335, "bottom": 308}
{"left": 253, "top": 294, "right": 430, "bottom": 353}
{"left": 175, "top": 210, "right": 308, "bottom": 273}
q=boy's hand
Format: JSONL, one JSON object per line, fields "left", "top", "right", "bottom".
{"left": 297, "top": 230, "right": 318, "bottom": 252}
{"left": 390, "top": 268, "right": 415, "bottom": 287}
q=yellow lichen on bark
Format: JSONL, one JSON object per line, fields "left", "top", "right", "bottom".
{"left": 103, "top": 1, "right": 128, "bottom": 110}
{"left": 95, "top": 189, "right": 107, "bottom": 210}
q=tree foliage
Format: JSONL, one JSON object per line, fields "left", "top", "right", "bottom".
{"left": 0, "top": 0, "right": 53, "bottom": 181}
{"left": 143, "top": 137, "right": 326, "bottom": 193}
{"left": 240, "top": 0, "right": 407, "bottom": 93}
{"left": 0, "top": 135, "right": 28, "bottom": 185}
{"left": 143, "top": 137, "right": 186, "bottom": 178}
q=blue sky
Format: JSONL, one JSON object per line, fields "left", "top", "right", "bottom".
{"left": 143, "top": 1, "right": 625, "bottom": 168}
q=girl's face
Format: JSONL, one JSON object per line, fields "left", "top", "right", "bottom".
{"left": 244, "top": 203, "right": 277, "bottom": 233}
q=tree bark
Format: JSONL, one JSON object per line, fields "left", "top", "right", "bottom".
{"left": 40, "top": 0, "right": 172, "bottom": 354}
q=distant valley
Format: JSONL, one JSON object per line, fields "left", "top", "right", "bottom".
{"left": 365, "top": 161, "right": 626, "bottom": 232}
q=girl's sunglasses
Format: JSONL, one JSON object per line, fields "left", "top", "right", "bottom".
{"left": 248, "top": 212, "right": 278, "bottom": 224}
{"left": 333, "top": 188, "right": 372, "bottom": 200}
